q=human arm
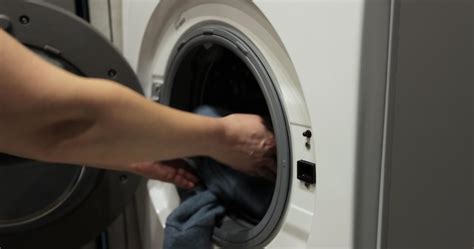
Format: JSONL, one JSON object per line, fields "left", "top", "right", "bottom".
{"left": 0, "top": 29, "right": 276, "bottom": 186}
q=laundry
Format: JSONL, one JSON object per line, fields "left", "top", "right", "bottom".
{"left": 163, "top": 106, "right": 275, "bottom": 249}
{"left": 164, "top": 190, "right": 225, "bottom": 249}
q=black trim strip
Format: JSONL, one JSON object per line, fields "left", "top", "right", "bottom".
{"left": 75, "top": 0, "right": 90, "bottom": 22}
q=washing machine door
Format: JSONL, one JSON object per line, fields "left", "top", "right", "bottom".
{"left": 0, "top": 1, "right": 143, "bottom": 249}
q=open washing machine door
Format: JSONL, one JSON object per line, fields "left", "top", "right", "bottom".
{"left": 0, "top": 1, "right": 142, "bottom": 249}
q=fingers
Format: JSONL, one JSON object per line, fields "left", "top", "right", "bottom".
{"left": 211, "top": 113, "right": 279, "bottom": 179}
{"left": 160, "top": 159, "right": 200, "bottom": 183}
{"left": 176, "top": 167, "right": 199, "bottom": 187}
{"left": 263, "top": 140, "right": 277, "bottom": 157}
{"left": 172, "top": 169, "right": 196, "bottom": 189}
{"left": 130, "top": 160, "right": 199, "bottom": 189}
{"left": 159, "top": 163, "right": 199, "bottom": 189}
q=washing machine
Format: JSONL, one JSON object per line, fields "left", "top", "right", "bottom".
{"left": 0, "top": 0, "right": 470, "bottom": 249}
{"left": 122, "top": 0, "right": 472, "bottom": 249}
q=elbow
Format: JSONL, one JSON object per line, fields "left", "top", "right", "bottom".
{"left": 33, "top": 117, "right": 98, "bottom": 164}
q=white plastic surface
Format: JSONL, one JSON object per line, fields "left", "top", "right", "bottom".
{"left": 147, "top": 180, "right": 180, "bottom": 229}
{"left": 122, "top": 0, "right": 390, "bottom": 248}
{"left": 122, "top": 0, "right": 160, "bottom": 71}
{"left": 267, "top": 124, "right": 316, "bottom": 248}
{"left": 255, "top": 1, "right": 369, "bottom": 248}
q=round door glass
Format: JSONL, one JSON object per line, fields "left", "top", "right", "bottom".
{"left": 0, "top": 48, "right": 84, "bottom": 227}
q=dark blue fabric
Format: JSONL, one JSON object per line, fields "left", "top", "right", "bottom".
{"left": 194, "top": 157, "right": 274, "bottom": 223}
{"left": 163, "top": 106, "right": 274, "bottom": 249}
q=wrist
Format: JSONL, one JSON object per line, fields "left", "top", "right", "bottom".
{"left": 201, "top": 116, "right": 227, "bottom": 158}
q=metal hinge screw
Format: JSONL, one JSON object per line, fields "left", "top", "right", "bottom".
{"left": 151, "top": 74, "right": 164, "bottom": 102}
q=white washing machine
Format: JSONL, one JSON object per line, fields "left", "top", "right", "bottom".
{"left": 0, "top": 0, "right": 469, "bottom": 249}
{"left": 122, "top": 0, "right": 472, "bottom": 249}
{"left": 123, "top": 0, "right": 362, "bottom": 248}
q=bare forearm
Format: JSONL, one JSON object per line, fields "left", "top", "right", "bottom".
{"left": 40, "top": 78, "right": 224, "bottom": 169}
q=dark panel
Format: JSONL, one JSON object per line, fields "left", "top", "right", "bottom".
{"left": 384, "top": 0, "right": 473, "bottom": 249}
{"left": 41, "top": 0, "right": 76, "bottom": 13}
{"left": 75, "top": 0, "right": 90, "bottom": 21}
{"left": 38, "top": 0, "right": 90, "bottom": 21}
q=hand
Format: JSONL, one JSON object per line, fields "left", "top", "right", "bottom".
{"left": 212, "top": 114, "right": 277, "bottom": 179}
{"left": 129, "top": 160, "right": 199, "bottom": 189}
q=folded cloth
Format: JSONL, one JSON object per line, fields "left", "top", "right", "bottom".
{"left": 163, "top": 106, "right": 275, "bottom": 249}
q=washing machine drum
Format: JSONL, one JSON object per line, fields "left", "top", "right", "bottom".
{"left": 0, "top": 1, "right": 142, "bottom": 248}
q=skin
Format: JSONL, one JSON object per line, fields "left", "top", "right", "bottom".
{"left": 0, "top": 29, "right": 276, "bottom": 189}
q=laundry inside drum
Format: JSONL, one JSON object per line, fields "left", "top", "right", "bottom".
{"left": 165, "top": 41, "right": 277, "bottom": 236}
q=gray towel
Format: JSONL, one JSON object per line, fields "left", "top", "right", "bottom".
{"left": 164, "top": 190, "right": 225, "bottom": 249}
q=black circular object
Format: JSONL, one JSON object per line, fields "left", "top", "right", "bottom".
{"left": 108, "top": 69, "right": 117, "bottom": 78}
{"left": 0, "top": 1, "right": 143, "bottom": 249}
{"left": 19, "top": 15, "right": 29, "bottom": 24}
